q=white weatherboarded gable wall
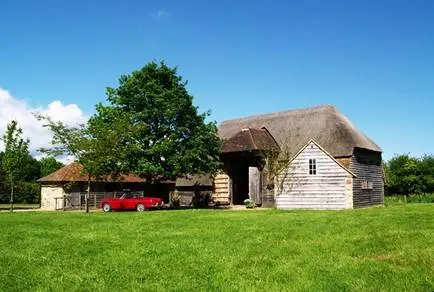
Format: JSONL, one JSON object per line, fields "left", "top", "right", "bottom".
{"left": 275, "top": 141, "right": 354, "bottom": 210}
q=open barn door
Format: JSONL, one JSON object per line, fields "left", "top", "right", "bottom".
{"left": 249, "top": 167, "right": 262, "bottom": 205}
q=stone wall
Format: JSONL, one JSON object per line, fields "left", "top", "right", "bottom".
{"left": 40, "top": 185, "right": 66, "bottom": 210}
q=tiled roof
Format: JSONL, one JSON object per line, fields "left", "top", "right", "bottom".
{"left": 38, "top": 162, "right": 145, "bottom": 183}
{"left": 175, "top": 174, "right": 213, "bottom": 187}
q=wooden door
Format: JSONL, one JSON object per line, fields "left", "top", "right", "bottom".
{"left": 249, "top": 167, "right": 262, "bottom": 205}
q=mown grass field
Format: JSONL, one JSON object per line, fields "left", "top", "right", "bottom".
{"left": 0, "top": 205, "right": 433, "bottom": 291}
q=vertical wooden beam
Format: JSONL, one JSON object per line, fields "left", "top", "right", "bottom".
{"left": 229, "top": 176, "right": 233, "bottom": 205}
{"left": 94, "top": 192, "right": 97, "bottom": 209}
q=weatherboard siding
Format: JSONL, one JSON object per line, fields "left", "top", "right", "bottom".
{"left": 350, "top": 148, "right": 384, "bottom": 208}
{"left": 275, "top": 142, "right": 353, "bottom": 210}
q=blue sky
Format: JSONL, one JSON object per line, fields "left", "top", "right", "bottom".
{"left": 1, "top": 0, "right": 433, "bottom": 159}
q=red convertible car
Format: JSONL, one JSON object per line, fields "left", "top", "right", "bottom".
{"left": 100, "top": 193, "right": 164, "bottom": 212}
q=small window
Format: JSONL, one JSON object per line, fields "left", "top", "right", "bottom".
{"left": 361, "top": 180, "right": 373, "bottom": 190}
{"left": 309, "top": 159, "right": 317, "bottom": 175}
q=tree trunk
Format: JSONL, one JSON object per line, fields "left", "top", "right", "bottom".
{"left": 85, "top": 174, "right": 91, "bottom": 213}
{"left": 9, "top": 182, "right": 14, "bottom": 213}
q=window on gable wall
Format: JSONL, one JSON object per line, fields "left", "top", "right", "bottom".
{"left": 361, "top": 180, "right": 373, "bottom": 190}
{"left": 309, "top": 159, "right": 317, "bottom": 175}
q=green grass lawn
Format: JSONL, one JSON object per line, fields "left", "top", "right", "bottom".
{"left": 0, "top": 205, "right": 433, "bottom": 291}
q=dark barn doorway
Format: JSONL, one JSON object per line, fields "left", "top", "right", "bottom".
{"left": 222, "top": 151, "right": 265, "bottom": 205}
{"left": 231, "top": 163, "right": 249, "bottom": 205}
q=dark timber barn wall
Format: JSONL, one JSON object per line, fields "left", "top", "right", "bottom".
{"left": 350, "top": 148, "right": 384, "bottom": 207}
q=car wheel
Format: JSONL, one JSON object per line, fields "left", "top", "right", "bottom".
{"left": 102, "top": 203, "right": 112, "bottom": 212}
{"left": 136, "top": 203, "right": 146, "bottom": 212}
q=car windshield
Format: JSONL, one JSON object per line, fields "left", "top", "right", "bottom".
{"left": 120, "top": 193, "right": 132, "bottom": 199}
{"left": 120, "top": 192, "right": 143, "bottom": 199}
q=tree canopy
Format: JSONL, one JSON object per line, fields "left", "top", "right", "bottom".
{"left": 94, "top": 61, "right": 221, "bottom": 180}
{"left": 385, "top": 154, "right": 434, "bottom": 195}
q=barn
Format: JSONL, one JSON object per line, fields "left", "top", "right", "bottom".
{"left": 215, "top": 105, "right": 384, "bottom": 209}
{"left": 39, "top": 105, "right": 383, "bottom": 210}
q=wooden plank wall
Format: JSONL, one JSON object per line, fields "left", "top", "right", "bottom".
{"left": 212, "top": 173, "right": 230, "bottom": 204}
{"left": 350, "top": 148, "right": 384, "bottom": 208}
{"left": 275, "top": 142, "right": 352, "bottom": 210}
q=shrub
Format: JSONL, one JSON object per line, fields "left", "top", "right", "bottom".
{"left": 243, "top": 199, "right": 256, "bottom": 209}
{"left": 407, "top": 193, "right": 434, "bottom": 203}
{"left": 0, "top": 182, "right": 40, "bottom": 204}
{"left": 15, "top": 182, "right": 41, "bottom": 204}
{"left": 170, "top": 190, "right": 180, "bottom": 207}
{"left": 385, "top": 193, "right": 434, "bottom": 205}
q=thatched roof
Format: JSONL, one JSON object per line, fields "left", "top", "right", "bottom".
{"left": 221, "top": 127, "right": 280, "bottom": 153}
{"left": 38, "top": 163, "right": 145, "bottom": 183}
{"left": 219, "top": 105, "right": 381, "bottom": 157}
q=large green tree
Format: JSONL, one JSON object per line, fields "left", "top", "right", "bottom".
{"left": 1, "top": 121, "right": 30, "bottom": 212}
{"left": 95, "top": 61, "right": 221, "bottom": 180}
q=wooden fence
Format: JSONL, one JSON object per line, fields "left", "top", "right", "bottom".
{"left": 54, "top": 191, "right": 144, "bottom": 211}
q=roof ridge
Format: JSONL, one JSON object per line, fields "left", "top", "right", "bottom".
{"left": 220, "top": 104, "right": 335, "bottom": 125}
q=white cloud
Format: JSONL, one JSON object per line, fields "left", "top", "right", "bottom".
{"left": 150, "top": 10, "right": 170, "bottom": 19}
{"left": 0, "top": 87, "right": 87, "bottom": 163}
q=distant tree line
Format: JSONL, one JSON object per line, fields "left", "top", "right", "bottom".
{"left": 384, "top": 154, "right": 434, "bottom": 196}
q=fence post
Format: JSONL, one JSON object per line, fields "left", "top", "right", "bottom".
{"left": 63, "top": 195, "right": 65, "bottom": 211}
{"left": 94, "top": 192, "right": 97, "bottom": 209}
